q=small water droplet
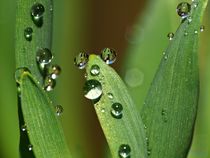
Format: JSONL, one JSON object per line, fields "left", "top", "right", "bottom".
{"left": 194, "top": 30, "right": 198, "bottom": 34}
{"left": 48, "top": 64, "right": 61, "bottom": 79}
{"left": 24, "top": 27, "right": 33, "bottom": 41}
{"left": 83, "top": 79, "right": 102, "bottom": 100}
{"left": 101, "top": 108, "right": 105, "bottom": 113}
{"left": 187, "top": 16, "right": 192, "bottom": 23}
{"left": 164, "top": 55, "right": 168, "bottom": 60}
{"left": 90, "top": 64, "right": 100, "bottom": 76}
{"left": 21, "top": 125, "right": 27, "bottom": 132}
{"left": 74, "top": 52, "right": 89, "bottom": 69}
{"left": 44, "top": 76, "right": 56, "bottom": 91}
{"left": 184, "top": 31, "right": 188, "bottom": 36}
{"left": 167, "top": 32, "right": 174, "bottom": 40}
{"left": 192, "top": 2, "right": 198, "bottom": 8}
{"left": 28, "top": 144, "right": 33, "bottom": 151}
{"left": 144, "top": 124, "right": 147, "bottom": 129}
{"left": 107, "top": 93, "right": 114, "bottom": 99}
{"left": 176, "top": 2, "right": 191, "bottom": 19}
{"left": 100, "top": 48, "right": 117, "bottom": 64}
{"left": 200, "top": 25, "right": 205, "bottom": 32}
{"left": 31, "top": 3, "right": 45, "bottom": 27}
{"left": 118, "top": 144, "right": 131, "bottom": 158}
{"left": 147, "top": 148, "right": 152, "bottom": 156}
{"left": 55, "top": 105, "right": 63, "bottom": 116}
{"left": 111, "top": 103, "right": 123, "bottom": 119}
{"left": 15, "top": 67, "right": 30, "bottom": 84}
{"left": 36, "top": 48, "right": 53, "bottom": 65}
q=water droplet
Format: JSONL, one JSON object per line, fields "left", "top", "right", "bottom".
{"left": 90, "top": 64, "right": 100, "bottom": 76}
{"left": 36, "top": 48, "right": 53, "bottom": 65}
{"left": 48, "top": 64, "right": 61, "bottom": 79}
{"left": 192, "top": 2, "right": 198, "bottom": 8}
{"left": 24, "top": 27, "right": 33, "bottom": 41}
{"left": 101, "top": 108, "right": 105, "bottom": 113}
{"left": 15, "top": 67, "right": 30, "bottom": 84}
{"left": 187, "top": 16, "right": 192, "bottom": 23}
{"left": 55, "top": 105, "right": 63, "bottom": 116}
{"left": 31, "top": 3, "right": 45, "bottom": 27}
{"left": 124, "top": 68, "right": 144, "bottom": 88}
{"left": 147, "top": 148, "right": 152, "bottom": 156}
{"left": 83, "top": 79, "right": 102, "bottom": 100}
{"left": 167, "top": 32, "right": 174, "bottom": 40}
{"left": 44, "top": 76, "right": 56, "bottom": 91}
{"left": 194, "top": 30, "right": 198, "bottom": 34}
{"left": 111, "top": 103, "right": 123, "bottom": 119}
{"left": 184, "top": 31, "right": 188, "bottom": 36}
{"left": 100, "top": 48, "right": 117, "bottom": 64}
{"left": 118, "top": 144, "right": 131, "bottom": 158}
{"left": 176, "top": 2, "right": 191, "bottom": 19}
{"left": 74, "top": 52, "right": 89, "bottom": 69}
{"left": 107, "top": 93, "right": 114, "bottom": 99}
{"left": 28, "top": 144, "right": 33, "bottom": 151}
{"left": 21, "top": 125, "right": 27, "bottom": 132}
{"left": 164, "top": 55, "right": 168, "bottom": 60}
{"left": 200, "top": 25, "right": 205, "bottom": 32}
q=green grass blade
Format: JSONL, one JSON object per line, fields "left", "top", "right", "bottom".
{"left": 140, "top": 0, "right": 209, "bottom": 158}
{"left": 85, "top": 55, "right": 148, "bottom": 158}
{"left": 18, "top": 72, "right": 71, "bottom": 158}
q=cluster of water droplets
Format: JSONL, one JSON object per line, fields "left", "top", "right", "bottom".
{"left": 74, "top": 48, "right": 132, "bottom": 157}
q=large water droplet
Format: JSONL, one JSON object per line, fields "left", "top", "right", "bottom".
{"left": 111, "top": 103, "right": 123, "bottom": 119}
{"left": 36, "top": 48, "right": 53, "bottom": 65}
{"left": 167, "top": 32, "right": 174, "bottom": 40}
{"left": 176, "top": 2, "right": 191, "bottom": 19}
{"left": 24, "top": 27, "right": 33, "bottom": 41}
{"left": 44, "top": 76, "right": 56, "bottom": 91}
{"left": 31, "top": 3, "right": 45, "bottom": 27}
{"left": 74, "top": 52, "right": 89, "bottom": 69}
{"left": 100, "top": 48, "right": 117, "bottom": 64}
{"left": 48, "top": 64, "right": 61, "bottom": 79}
{"left": 28, "top": 144, "right": 33, "bottom": 151}
{"left": 83, "top": 79, "right": 102, "bottom": 100}
{"left": 55, "top": 105, "right": 63, "bottom": 116}
{"left": 118, "top": 144, "right": 131, "bottom": 158}
{"left": 90, "top": 64, "right": 100, "bottom": 76}
{"left": 15, "top": 67, "right": 30, "bottom": 84}
{"left": 200, "top": 25, "right": 205, "bottom": 32}
{"left": 21, "top": 125, "right": 27, "bottom": 132}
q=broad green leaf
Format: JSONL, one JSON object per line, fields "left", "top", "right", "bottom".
{"left": 18, "top": 71, "right": 71, "bottom": 158}
{"left": 122, "top": 0, "right": 180, "bottom": 110}
{"left": 141, "top": 0, "right": 209, "bottom": 158}
{"left": 85, "top": 55, "right": 148, "bottom": 158}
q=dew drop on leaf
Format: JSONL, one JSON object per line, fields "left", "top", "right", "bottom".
{"left": 100, "top": 48, "right": 117, "bottom": 64}
{"left": 167, "top": 32, "right": 174, "bottom": 40}
{"left": 90, "top": 64, "right": 100, "bottom": 76}
{"left": 48, "top": 64, "right": 61, "bottom": 79}
{"left": 28, "top": 144, "right": 33, "bottom": 151}
{"left": 55, "top": 105, "right": 63, "bottom": 116}
{"left": 31, "top": 3, "right": 45, "bottom": 27}
{"left": 194, "top": 30, "right": 198, "bottom": 34}
{"left": 107, "top": 92, "right": 114, "bottom": 99}
{"left": 111, "top": 103, "right": 123, "bottom": 119}
{"left": 44, "top": 76, "right": 56, "bottom": 91}
{"left": 118, "top": 144, "right": 131, "bottom": 158}
{"left": 83, "top": 79, "right": 102, "bottom": 100}
{"left": 21, "top": 125, "right": 27, "bottom": 132}
{"left": 74, "top": 52, "right": 89, "bottom": 69}
{"left": 24, "top": 27, "right": 33, "bottom": 41}
{"left": 200, "top": 25, "right": 205, "bottom": 32}
{"left": 36, "top": 48, "right": 53, "bottom": 65}
{"left": 176, "top": 2, "right": 191, "bottom": 19}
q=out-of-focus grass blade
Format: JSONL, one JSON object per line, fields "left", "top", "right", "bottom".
{"left": 122, "top": 0, "right": 180, "bottom": 110}
{"left": 18, "top": 71, "right": 71, "bottom": 158}
{"left": 85, "top": 55, "right": 148, "bottom": 158}
{"left": 140, "top": 0, "right": 208, "bottom": 158}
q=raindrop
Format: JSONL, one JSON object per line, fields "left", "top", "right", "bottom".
{"left": 36, "top": 48, "right": 53, "bottom": 65}
{"left": 111, "top": 103, "right": 123, "bottom": 119}
{"left": 107, "top": 93, "right": 114, "bottom": 99}
{"left": 118, "top": 144, "right": 131, "bottom": 158}
{"left": 24, "top": 27, "right": 33, "bottom": 41}
{"left": 44, "top": 76, "right": 56, "bottom": 91}
{"left": 100, "top": 48, "right": 117, "bottom": 64}
{"left": 21, "top": 125, "right": 27, "bottom": 132}
{"left": 194, "top": 30, "right": 198, "bottom": 34}
{"left": 55, "top": 105, "right": 63, "bottom": 116}
{"left": 28, "top": 144, "right": 33, "bottom": 151}
{"left": 90, "top": 64, "right": 100, "bottom": 76}
{"left": 83, "top": 79, "right": 102, "bottom": 100}
{"left": 176, "top": 2, "right": 191, "bottom": 19}
{"left": 15, "top": 67, "right": 30, "bottom": 84}
{"left": 200, "top": 25, "right": 205, "bottom": 32}
{"left": 74, "top": 52, "right": 89, "bottom": 69}
{"left": 48, "top": 64, "right": 61, "bottom": 79}
{"left": 167, "top": 32, "right": 174, "bottom": 40}
{"left": 31, "top": 3, "right": 45, "bottom": 27}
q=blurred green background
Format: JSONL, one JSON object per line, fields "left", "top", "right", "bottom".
{"left": 0, "top": 0, "right": 209, "bottom": 158}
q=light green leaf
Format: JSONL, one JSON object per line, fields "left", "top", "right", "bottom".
{"left": 140, "top": 0, "right": 209, "bottom": 158}
{"left": 85, "top": 55, "right": 148, "bottom": 158}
